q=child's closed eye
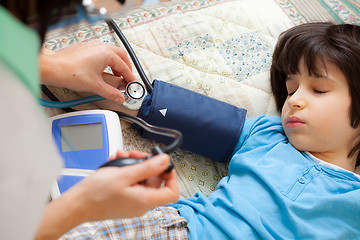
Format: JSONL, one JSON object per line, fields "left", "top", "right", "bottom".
{"left": 287, "top": 91, "right": 296, "bottom": 96}
{"left": 313, "top": 89, "right": 327, "bottom": 94}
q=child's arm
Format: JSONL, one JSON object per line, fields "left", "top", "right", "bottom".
{"left": 135, "top": 80, "right": 247, "bottom": 163}
{"left": 41, "top": 47, "right": 247, "bottom": 163}
{"left": 90, "top": 79, "right": 247, "bottom": 163}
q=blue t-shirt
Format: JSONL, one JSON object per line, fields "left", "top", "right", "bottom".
{"left": 172, "top": 115, "right": 360, "bottom": 239}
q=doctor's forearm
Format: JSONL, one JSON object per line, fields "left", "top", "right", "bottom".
{"left": 34, "top": 188, "right": 87, "bottom": 240}
{"left": 38, "top": 48, "right": 62, "bottom": 86}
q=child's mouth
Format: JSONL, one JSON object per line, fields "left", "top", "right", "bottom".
{"left": 286, "top": 116, "right": 305, "bottom": 128}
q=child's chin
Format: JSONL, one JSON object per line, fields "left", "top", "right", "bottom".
{"left": 287, "top": 136, "right": 311, "bottom": 152}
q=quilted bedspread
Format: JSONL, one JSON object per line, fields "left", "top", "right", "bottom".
{"left": 43, "top": 0, "right": 360, "bottom": 198}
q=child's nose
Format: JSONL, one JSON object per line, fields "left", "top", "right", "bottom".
{"left": 288, "top": 92, "right": 306, "bottom": 110}
{"left": 291, "top": 103, "right": 304, "bottom": 109}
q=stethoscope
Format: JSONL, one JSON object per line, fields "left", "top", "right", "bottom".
{"left": 41, "top": 0, "right": 151, "bottom": 111}
{"left": 40, "top": 0, "right": 182, "bottom": 168}
{"left": 121, "top": 81, "right": 146, "bottom": 110}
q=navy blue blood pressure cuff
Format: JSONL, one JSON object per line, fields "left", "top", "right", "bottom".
{"left": 136, "top": 80, "right": 247, "bottom": 163}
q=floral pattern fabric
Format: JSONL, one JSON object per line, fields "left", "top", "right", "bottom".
{"left": 43, "top": 0, "right": 360, "bottom": 198}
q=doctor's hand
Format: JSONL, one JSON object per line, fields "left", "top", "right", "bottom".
{"left": 35, "top": 151, "right": 179, "bottom": 240}
{"left": 39, "top": 41, "right": 136, "bottom": 104}
{"left": 75, "top": 151, "right": 179, "bottom": 219}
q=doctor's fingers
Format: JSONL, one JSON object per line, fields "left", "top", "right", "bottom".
{"left": 139, "top": 171, "right": 179, "bottom": 206}
{"left": 106, "top": 44, "right": 136, "bottom": 83}
{"left": 93, "top": 72, "right": 128, "bottom": 104}
{"left": 106, "top": 44, "right": 133, "bottom": 70}
{"left": 124, "top": 154, "right": 173, "bottom": 183}
{"left": 96, "top": 79, "right": 125, "bottom": 104}
{"left": 109, "top": 150, "right": 150, "bottom": 164}
{"left": 127, "top": 150, "right": 150, "bottom": 159}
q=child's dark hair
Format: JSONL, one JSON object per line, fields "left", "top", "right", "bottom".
{"left": 270, "top": 22, "right": 360, "bottom": 167}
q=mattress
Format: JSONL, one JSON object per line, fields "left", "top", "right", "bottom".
{"left": 43, "top": 0, "right": 360, "bottom": 198}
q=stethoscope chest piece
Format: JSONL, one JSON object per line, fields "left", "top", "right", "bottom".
{"left": 121, "top": 81, "right": 147, "bottom": 110}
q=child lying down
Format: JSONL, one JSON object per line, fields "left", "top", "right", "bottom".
{"left": 61, "top": 22, "right": 360, "bottom": 239}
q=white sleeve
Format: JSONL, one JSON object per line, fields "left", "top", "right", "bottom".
{"left": 0, "top": 61, "right": 62, "bottom": 239}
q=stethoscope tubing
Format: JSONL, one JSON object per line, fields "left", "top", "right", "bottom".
{"left": 40, "top": 8, "right": 182, "bottom": 155}
{"left": 106, "top": 19, "right": 153, "bottom": 94}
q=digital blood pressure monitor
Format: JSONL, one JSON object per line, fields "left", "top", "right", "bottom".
{"left": 50, "top": 110, "right": 123, "bottom": 198}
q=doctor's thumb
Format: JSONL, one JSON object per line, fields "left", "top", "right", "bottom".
{"left": 99, "top": 83, "right": 125, "bottom": 105}
{"left": 128, "top": 154, "right": 171, "bottom": 182}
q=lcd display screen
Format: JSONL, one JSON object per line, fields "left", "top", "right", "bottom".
{"left": 61, "top": 123, "right": 103, "bottom": 152}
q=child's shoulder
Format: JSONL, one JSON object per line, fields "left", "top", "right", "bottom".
{"left": 245, "top": 115, "right": 282, "bottom": 131}
{"left": 241, "top": 115, "right": 286, "bottom": 142}
{"left": 240, "top": 115, "right": 285, "bottom": 140}
{"left": 233, "top": 115, "right": 287, "bottom": 155}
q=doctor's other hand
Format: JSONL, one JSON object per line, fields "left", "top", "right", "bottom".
{"left": 65, "top": 151, "right": 179, "bottom": 220}
{"left": 39, "top": 41, "right": 136, "bottom": 104}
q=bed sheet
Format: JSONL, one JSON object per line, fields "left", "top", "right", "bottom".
{"left": 43, "top": 0, "right": 360, "bottom": 198}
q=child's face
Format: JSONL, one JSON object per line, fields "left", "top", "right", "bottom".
{"left": 281, "top": 58, "right": 360, "bottom": 165}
